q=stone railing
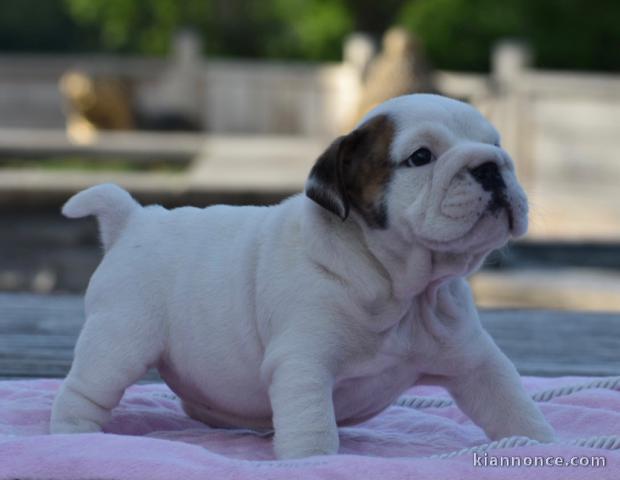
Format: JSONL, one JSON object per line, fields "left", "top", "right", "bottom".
{"left": 1, "top": 34, "right": 620, "bottom": 239}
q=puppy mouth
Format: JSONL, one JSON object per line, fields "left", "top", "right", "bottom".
{"left": 417, "top": 161, "right": 526, "bottom": 252}
{"left": 487, "top": 191, "right": 514, "bottom": 231}
{"left": 416, "top": 213, "right": 507, "bottom": 254}
{"left": 469, "top": 161, "right": 514, "bottom": 231}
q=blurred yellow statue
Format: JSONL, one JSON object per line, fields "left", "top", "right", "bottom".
{"left": 355, "top": 27, "right": 434, "bottom": 124}
{"left": 59, "top": 71, "right": 135, "bottom": 145}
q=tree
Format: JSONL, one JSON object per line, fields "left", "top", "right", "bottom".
{"left": 398, "top": 0, "right": 620, "bottom": 71}
{"left": 64, "top": 0, "right": 211, "bottom": 55}
{"left": 398, "top": 0, "right": 523, "bottom": 71}
{"left": 0, "top": 0, "right": 616, "bottom": 71}
{"left": 0, "top": 0, "right": 96, "bottom": 52}
{"left": 64, "top": 0, "right": 354, "bottom": 61}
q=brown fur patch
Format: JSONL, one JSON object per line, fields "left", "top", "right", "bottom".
{"left": 341, "top": 115, "right": 395, "bottom": 228}
{"left": 306, "top": 114, "right": 395, "bottom": 228}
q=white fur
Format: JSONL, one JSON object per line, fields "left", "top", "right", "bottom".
{"left": 51, "top": 94, "right": 554, "bottom": 459}
{"left": 62, "top": 184, "right": 138, "bottom": 251}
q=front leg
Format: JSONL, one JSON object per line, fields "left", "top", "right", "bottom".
{"left": 267, "top": 358, "right": 339, "bottom": 459}
{"left": 445, "top": 334, "right": 555, "bottom": 442}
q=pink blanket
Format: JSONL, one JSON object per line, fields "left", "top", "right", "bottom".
{"left": 1, "top": 377, "right": 619, "bottom": 479}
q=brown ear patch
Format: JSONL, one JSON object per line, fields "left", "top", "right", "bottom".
{"left": 306, "top": 136, "right": 349, "bottom": 220}
{"left": 341, "top": 114, "right": 395, "bottom": 228}
{"left": 305, "top": 114, "right": 395, "bottom": 229}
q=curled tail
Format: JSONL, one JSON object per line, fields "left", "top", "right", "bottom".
{"left": 62, "top": 183, "right": 139, "bottom": 251}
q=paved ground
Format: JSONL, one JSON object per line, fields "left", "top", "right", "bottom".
{"left": 0, "top": 292, "right": 618, "bottom": 380}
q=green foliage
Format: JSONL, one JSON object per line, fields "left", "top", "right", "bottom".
{"left": 398, "top": 0, "right": 620, "bottom": 71}
{"left": 398, "top": 0, "right": 522, "bottom": 71}
{"left": 0, "top": 0, "right": 96, "bottom": 52}
{"left": 266, "top": 0, "right": 354, "bottom": 60}
{"left": 65, "top": 0, "right": 212, "bottom": 55}
{"left": 64, "top": 0, "right": 353, "bottom": 60}
{"left": 0, "top": 0, "right": 617, "bottom": 71}
{"left": 520, "top": 0, "right": 620, "bottom": 71}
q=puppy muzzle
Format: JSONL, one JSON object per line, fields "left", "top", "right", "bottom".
{"left": 469, "top": 161, "right": 514, "bottom": 230}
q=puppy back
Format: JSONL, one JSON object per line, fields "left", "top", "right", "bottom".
{"left": 62, "top": 183, "right": 139, "bottom": 251}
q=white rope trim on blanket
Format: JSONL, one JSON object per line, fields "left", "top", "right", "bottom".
{"left": 395, "top": 396, "right": 454, "bottom": 409}
{"left": 392, "top": 378, "right": 620, "bottom": 459}
{"left": 430, "top": 435, "right": 539, "bottom": 459}
{"left": 429, "top": 434, "right": 620, "bottom": 459}
{"left": 394, "top": 376, "right": 620, "bottom": 410}
{"left": 531, "top": 376, "right": 620, "bottom": 402}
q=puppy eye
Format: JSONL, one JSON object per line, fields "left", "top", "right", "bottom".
{"left": 404, "top": 147, "right": 434, "bottom": 167}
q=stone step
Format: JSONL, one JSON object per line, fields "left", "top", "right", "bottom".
{"left": 471, "top": 268, "right": 620, "bottom": 312}
{"left": 0, "top": 128, "right": 203, "bottom": 161}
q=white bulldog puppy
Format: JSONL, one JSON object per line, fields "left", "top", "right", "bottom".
{"left": 51, "top": 94, "right": 554, "bottom": 459}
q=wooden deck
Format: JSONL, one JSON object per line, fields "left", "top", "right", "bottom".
{"left": 0, "top": 292, "right": 618, "bottom": 380}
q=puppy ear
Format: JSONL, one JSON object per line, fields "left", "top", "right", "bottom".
{"left": 305, "top": 136, "right": 351, "bottom": 220}
{"left": 305, "top": 115, "right": 394, "bottom": 226}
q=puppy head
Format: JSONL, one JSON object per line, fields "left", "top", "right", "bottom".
{"left": 305, "top": 94, "right": 528, "bottom": 256}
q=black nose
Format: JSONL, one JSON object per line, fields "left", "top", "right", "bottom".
{"left": 469, "top": 161, "right": 505, "bottom": 191}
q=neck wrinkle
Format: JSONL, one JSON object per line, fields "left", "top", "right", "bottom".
{"left": 426, "top": 251, "right": 488, "bottom": 304}
{"left": 358, "top": 218, "right": 433, "bottom": 302}
{"left": 302, "top": 199, "right": 390, "bottom": 290}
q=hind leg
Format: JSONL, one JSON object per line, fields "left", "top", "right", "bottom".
{"left": 51, "top": 312, "right": 161, "bottom": 434}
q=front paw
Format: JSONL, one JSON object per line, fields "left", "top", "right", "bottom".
{"left": 525, "top": 423, "right": 556, "bottom": 443}
{"left": 50, "top": 417, "right": 102, "bottom": 434}
{"left": 273, "top": 428, "right": 339, "bottom": 459}
{"left": 490, "top": 419, "right": 556, "bottom": 444}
